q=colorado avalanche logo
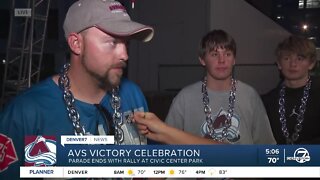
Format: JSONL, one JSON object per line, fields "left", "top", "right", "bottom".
{"left": 24, "top": 136, "right": 56, "bottom": 166}
{"left": 201, "top": 108, "right": 240, "bottom": 143}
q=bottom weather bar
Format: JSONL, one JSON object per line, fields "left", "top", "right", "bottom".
{"left": 21, "top": 166, "right": 320, "bottom": 178}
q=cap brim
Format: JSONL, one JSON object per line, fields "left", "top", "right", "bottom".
{"left": 96, "top": 20, "right": 154, "bottom": 42}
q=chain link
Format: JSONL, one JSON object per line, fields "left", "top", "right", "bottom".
{"left": 278, "top": 77, "right": 311, "bottom": 144}
{"left": 202, "top": 77, "right": 237, "bottom": 142}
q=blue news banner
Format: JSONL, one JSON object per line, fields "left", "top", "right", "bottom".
{"left": 56, "top": 142, "right": 320, "bottom": 167}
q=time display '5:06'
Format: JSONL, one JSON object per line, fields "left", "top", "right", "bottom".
{"left": 265, "top": 149, "right": 280, "bottom": 155}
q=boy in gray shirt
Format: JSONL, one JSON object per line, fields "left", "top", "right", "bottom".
{"left": 165, "top": 29, "right": 275, "bottom": 144}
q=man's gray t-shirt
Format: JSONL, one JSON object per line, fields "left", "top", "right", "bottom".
{"left": 165, "top": 80, "right": 275, "bottom": 144}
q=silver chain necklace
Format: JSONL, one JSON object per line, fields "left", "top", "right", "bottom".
{"left": 278, "top": 77, "right": 311, "bottom": 144}
{"left": 58, "top": 63, "right": 124, "bottom": 144}
{"left": 111, "top": 87, "right": 124, "bottom": 144}
{"left": 59, "top": 63, "right": 86, "bottom": 135}
{"left": 201, "top": 77, "right": 237, "bottom": 142}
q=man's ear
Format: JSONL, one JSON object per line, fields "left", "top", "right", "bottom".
{"left": 199, "top": 57, "right": 206, "bottom": 66}
{"left": 276, "top": 61, "right": 282, "bottom": 70}
{"left": 67, "top": 33, "right": 82, "bottom": 55}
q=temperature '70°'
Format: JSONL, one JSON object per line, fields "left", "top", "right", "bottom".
{"left": 268, "top": 157, "right": 279, "bottom": 163}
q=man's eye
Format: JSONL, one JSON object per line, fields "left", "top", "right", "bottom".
{"left": 297, "top": 56, "right": 305, "bottom": 61}
{"left": 226, "top": 52, "right": 232, "bottom": 57}
{"left": 106, "top": 40, "right": 116, "bottom": 46}
{"left": 283, "top": 57, "right": 289, "bottom": 61}
{"left": 211, "top": 52, "right": 218, "bottom": 57}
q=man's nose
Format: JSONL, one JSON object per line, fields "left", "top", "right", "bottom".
{"left": 118, "top": 43, "right": 128, "bottom": 62}
{"left": 289, "top": 57, "right": 298, "bottom": 66}
{"left": 217, "top": 54, "right": 225, "bottom": 63}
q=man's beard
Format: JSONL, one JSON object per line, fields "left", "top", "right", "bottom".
{"left": 93, "top": 69, "right": 122, "bottom": 90}
{"left": 81, "top": 57, "right": 126, "bottom": 90}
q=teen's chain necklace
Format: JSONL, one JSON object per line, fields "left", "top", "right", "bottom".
{"left": 201, "top": 77, "right": 236, "bottom": 142}
{"left": 278, "top": 77, "right": 311, "bottom": 144}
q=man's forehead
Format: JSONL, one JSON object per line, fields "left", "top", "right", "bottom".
{"left": 280, "top": 50, "right": 298, "bottom": 56}
{"left": 209, "top": 47, "right": 232, "bottom": 52}
{"left": 85, "top": 27, "right": 127, "bottom": 40}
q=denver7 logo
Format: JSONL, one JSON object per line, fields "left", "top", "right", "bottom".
{"left": 24, "top": 136, "right": 56, "bottom": 166}
{"left": 293, "top": 147, "right": 311, "bottom": 163}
